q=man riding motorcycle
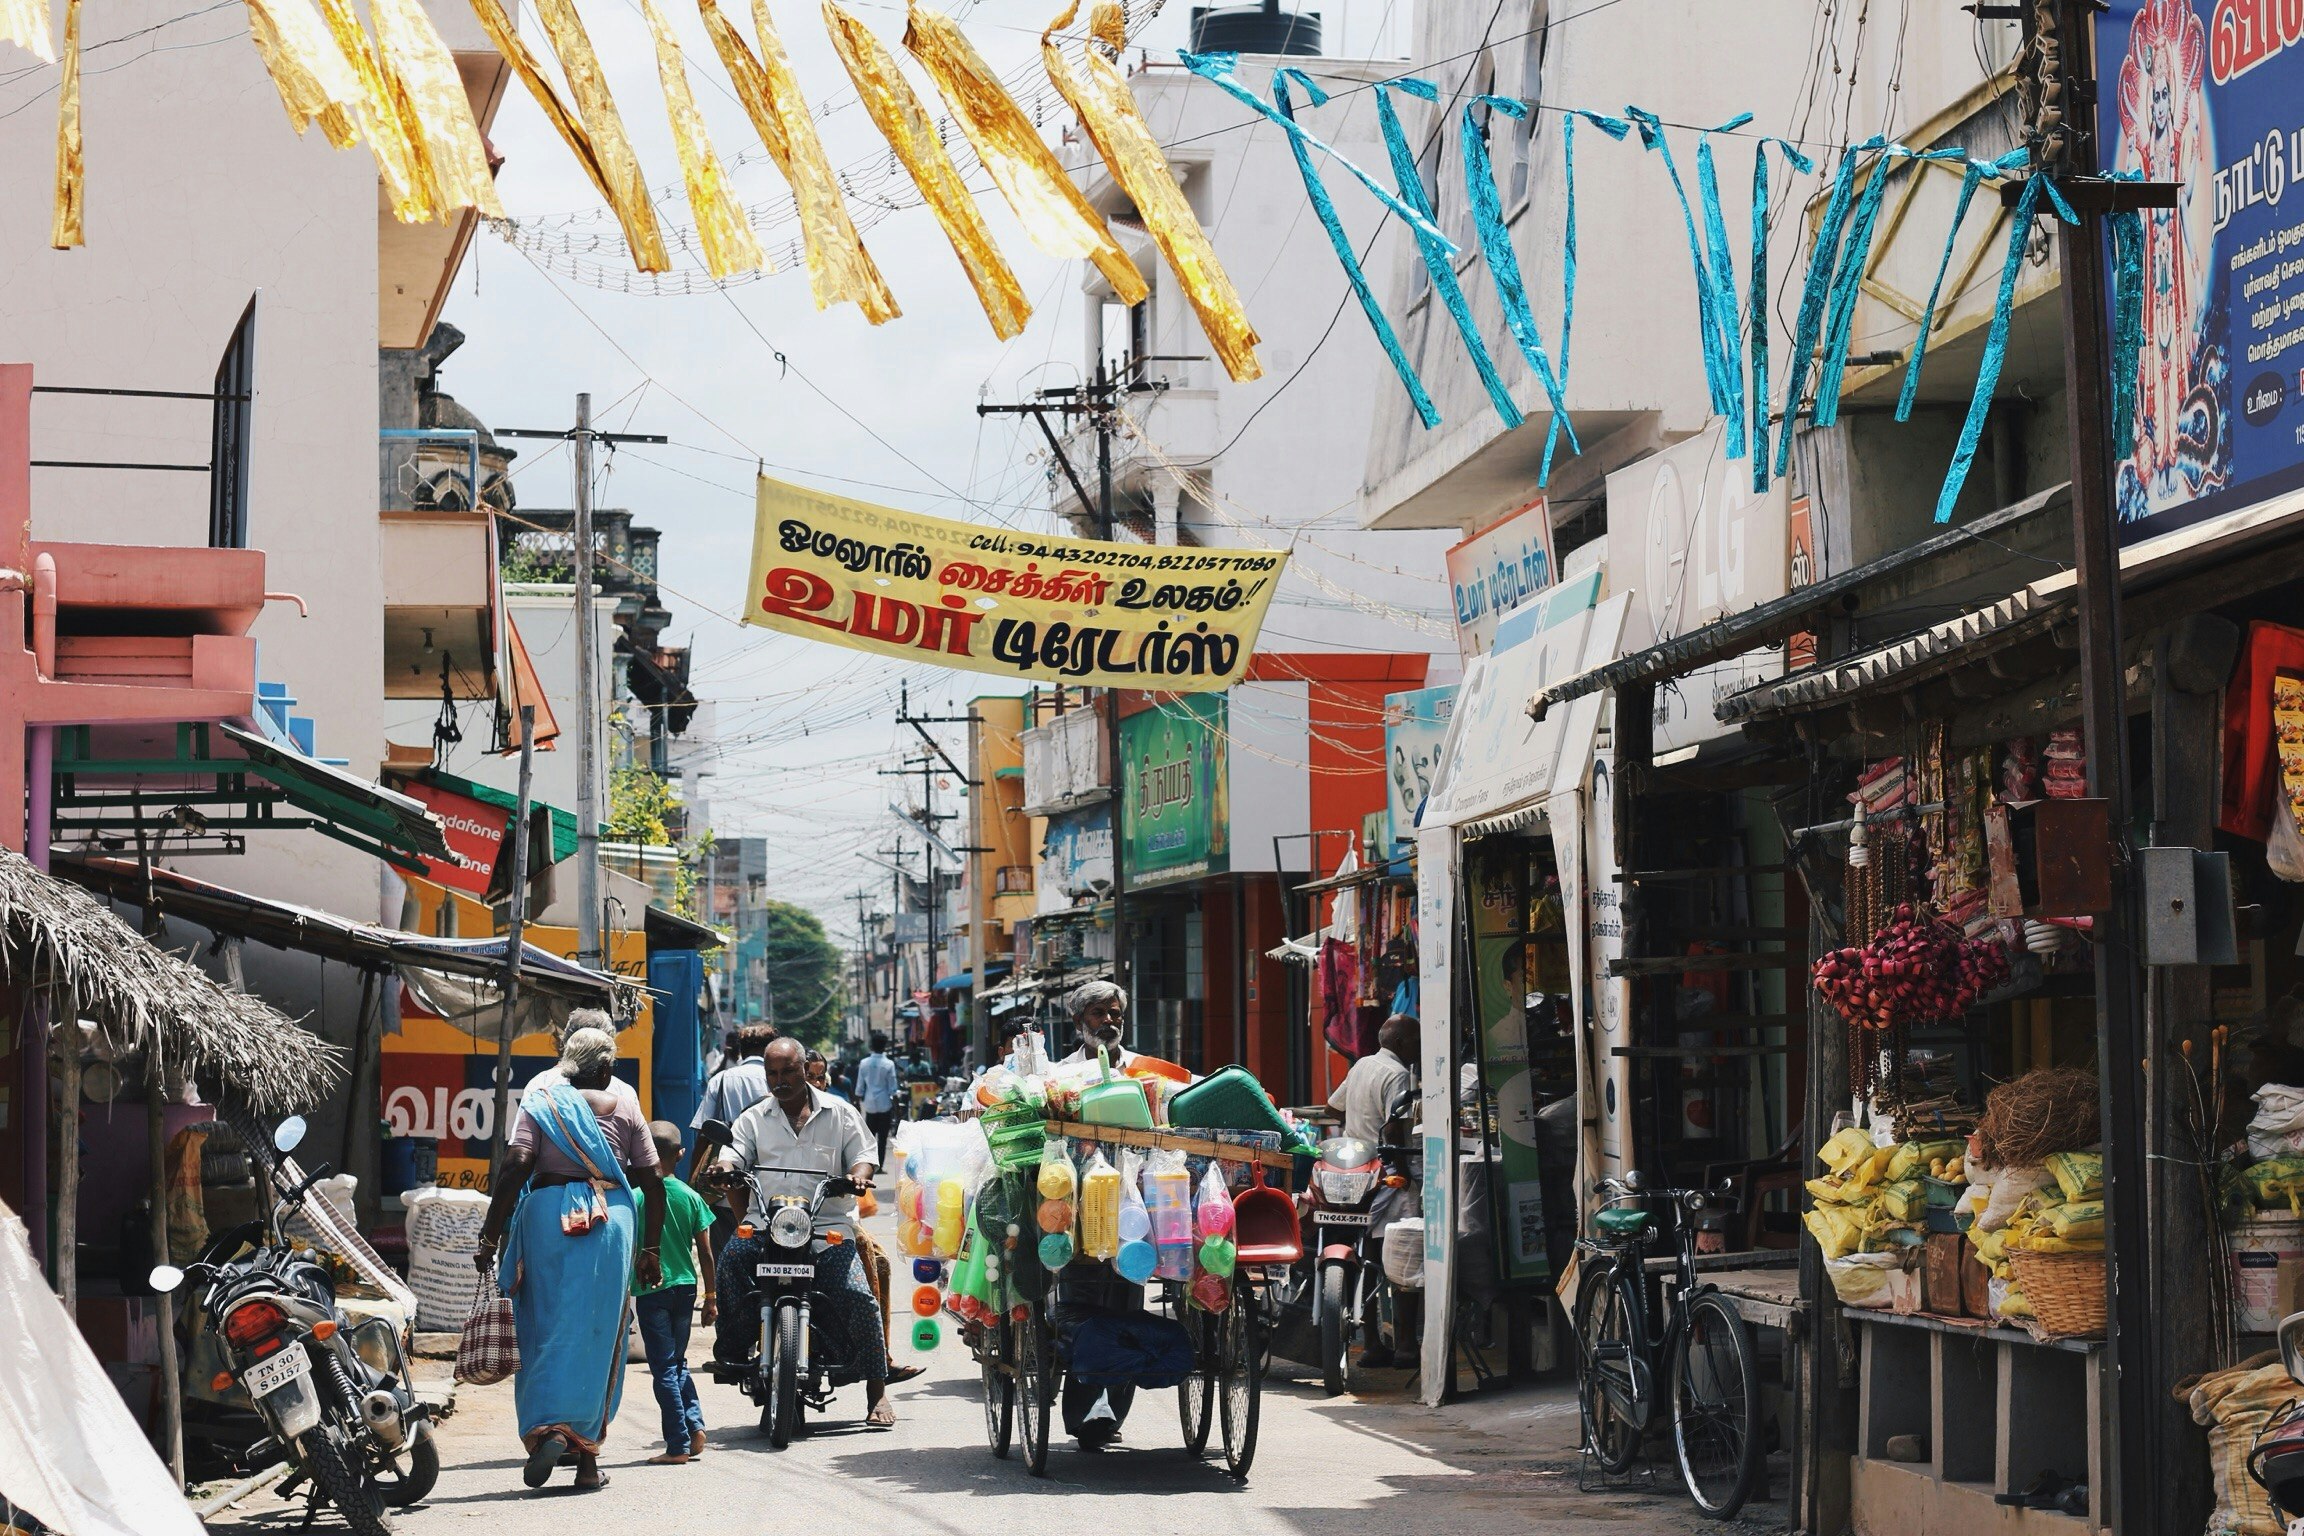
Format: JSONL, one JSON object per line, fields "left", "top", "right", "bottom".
{"left": 705, "top": 1038, "right": 896, "bottom": 1431}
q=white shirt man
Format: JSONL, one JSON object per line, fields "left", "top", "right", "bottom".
{"left": 854, "top": 1049, "right": 900, "bottom": 1116}
{"left": 726, "top": 1085, "right": 876, "bottom": 1233}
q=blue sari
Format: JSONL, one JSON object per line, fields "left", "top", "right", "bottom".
{"left": 498, "top": 1083, "right": 634, "bottom": 1453}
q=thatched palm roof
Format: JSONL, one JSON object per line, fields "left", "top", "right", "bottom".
{"left": 0, "top": 845, "right": 335, "bottom": 1114}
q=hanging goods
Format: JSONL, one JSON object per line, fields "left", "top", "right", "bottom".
{"left": 822, "top": 0, "right": 1029, "bottom": 338}
{"left": 1079, "top": 1151, "right": 1122, "bottom": 1260}
{"left": 702, "top": 0, "right": 895, "bottom": 319}
{"left": 637, "top": 0, "right": 762, "bottom": 279}
{"left": 1043, "top": 0, "right": 1260, "bottom": 381}
{"left": 1080, "top": 1046, "right": 1153, "bottom": 1129}
{"left": 904, "top": 1, "right": 1144, "bottom": 301}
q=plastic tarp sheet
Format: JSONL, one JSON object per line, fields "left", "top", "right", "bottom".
{"left": 0, "top": 1198, "right": 203, "bottom": 1536}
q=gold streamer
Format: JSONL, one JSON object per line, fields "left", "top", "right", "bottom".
{"left": 467, "top": 0, "right": 666, "bottom": 273}
{"left": 242, "top": 0, "right": 363, "bottom": 149}
{"left": 1042, "top": 2, "right": 1260, "bottom": 381}
{"left": 48, "top": 0, "right": 77, "bottom": 249}
{"left": 822, "top": 1, "right": 1028, "bottom": 339}
{"left": 312, "top": 0, "right": 435, "bottom": 223}
{"left": 0, "top": 0, "right": 52, "bottom": 62}
{"left": 902, "top": 2, "right": 1145, "bottom": 303}
{"left": 638, "top": 0, "right": 762, "bottom": 280}
{"left": 699, "top": 0, "right": 895, "bottom": 321}
{"left": 523, "top": 0, "right": 668, "bottom": 273}
{"left": 370, "top": 0, "right": 504, "bottom": 218}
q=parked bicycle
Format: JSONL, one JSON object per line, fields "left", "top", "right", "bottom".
{"left": 1572, "top": 1172, "right": 1762, "bottom": 1520}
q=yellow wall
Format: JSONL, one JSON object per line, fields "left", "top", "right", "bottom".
{"left": 379, "top": 876, "right": 652, "bottom": 1192}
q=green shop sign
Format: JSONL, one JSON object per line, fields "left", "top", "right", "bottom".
{"left": 1120, "top": 694, "right": 1229, "bottom": 887}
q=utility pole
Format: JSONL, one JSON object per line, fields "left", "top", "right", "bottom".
{"left": 976, "top": 359, "right": 1168, "bottom": 998}
{"left": 488, "top": 706, "right": 536, "bottom": 1193}
{"left": 499, "top": 401, "right": 666, "bottom": 969}
{"left": 893, "top": 685, "right": 991, "bottom": 1063}
{"left": 2017, "top": 3, "right": 2180, "bottom": 1529}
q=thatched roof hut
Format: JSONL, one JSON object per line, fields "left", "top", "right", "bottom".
{"left": 0, "top": 845, "right": 334, "bottom": 1114}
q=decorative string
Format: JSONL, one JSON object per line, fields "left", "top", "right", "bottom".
{"left": 1749, "top": 135, "right": 1815, "bottom": 490}
{"left": 1775, "top": 140, "right": 1872, "bottom": 482}
{"left": 1375, "top": 77, "right": 1521, "bottom": 430}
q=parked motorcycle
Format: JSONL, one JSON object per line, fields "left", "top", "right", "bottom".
{"left": 152, "top": 1115, "right": 437, "bottom": 1534}
{"left": 1269, "top": 1087, "right": 1419, "bottom": 1395}
{"left": 2250, "top": 1311, "right": 2304, "bottom": 1517}
{"left": 697, "top": 1117, "right": 872, "bottom": 1447}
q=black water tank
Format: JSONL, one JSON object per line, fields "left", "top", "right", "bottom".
{"left": 1189, "top": 1, "right": 1323, "bottom": 54}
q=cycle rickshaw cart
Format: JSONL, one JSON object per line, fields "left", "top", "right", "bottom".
{"left": 967, "top": 1119, "right": 1303, "bottom": 1481}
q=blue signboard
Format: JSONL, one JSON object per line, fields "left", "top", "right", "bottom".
{"left": 2102, "top": 0, "right": 2304, "bottom": 539}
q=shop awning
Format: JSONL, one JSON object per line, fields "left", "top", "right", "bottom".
{"left": 1425, "top": 592, "right": 1628, "bottom": 831}
{"left": 1718, "top": 586, "right": 2060, "bottom": 723}
{"left": 932, "top": 962, "right": 1011, "bottom": 992}
{"left": 57, "top": 856, "right": 639, "bottom": 1033}
{"left": 1535, "top": 483, "right": 2071, "bottom": 711}
{"left": 500, "top": 613, "right": 562, "bottom": 754}
{"left": 644, "top": 904, "right": 724, "bottom": 951}
{"left": 219, "top": 724, "right": 450, "bottom": 861}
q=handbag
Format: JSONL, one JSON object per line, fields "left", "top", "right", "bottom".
{"left": 454, "top": 1270, "right": 519, "bottom": 1385}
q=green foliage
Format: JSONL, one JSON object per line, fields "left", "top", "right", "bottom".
{"left": 759, "top": 899, "right": 846, "bottom": 1050}
{"left": 607, "top": 763, "right": 706, "bottom": 916}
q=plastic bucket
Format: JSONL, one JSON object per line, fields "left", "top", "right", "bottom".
{"left": 2231, "top": 1214, "right": 2304, "bottom": 1333}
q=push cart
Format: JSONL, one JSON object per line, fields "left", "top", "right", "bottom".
{"left": 971, "top": 1121, "right": 1302, "bottom": 1481}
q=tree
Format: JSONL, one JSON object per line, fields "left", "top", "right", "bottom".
{"left": 758, "top": 899, "right": 846, "bottom": 1050}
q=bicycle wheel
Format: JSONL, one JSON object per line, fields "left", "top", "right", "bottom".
{"left": 1176, "top": 1302, "right": 1214, "bottom": 1457}
{"left": 981, "top": 1318, "right": 1015, "bottom": 1459}
{"left": 1575, "top": 1264, "right": 1644, "bottom": 1475}
{"left": 1672, "top": 1291, "right": 1761, "bottom": 1519}
{"left": 1218, "top": 1279, "right": 1262, "bottom": 1480}
{"left": 1016, "top": 1305, "right": 1054, "bottom": 1477}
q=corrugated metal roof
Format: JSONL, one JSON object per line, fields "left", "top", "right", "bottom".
{"left": 1716, "top": 587, "right": 2063, "bottom": 723}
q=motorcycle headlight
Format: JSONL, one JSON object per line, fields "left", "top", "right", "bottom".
{"left": 769, "top": 1205, "right": 812, "bottom": 1249}
{"left": 1315, "top": 1167, "right": 1378, "bottom": 1204}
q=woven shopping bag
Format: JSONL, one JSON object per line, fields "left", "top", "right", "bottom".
{"left": 453, "top": 1270, "right": 519, "bottom": 1385}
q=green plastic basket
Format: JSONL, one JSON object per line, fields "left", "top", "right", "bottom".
{"left": 1168, "top": 1065, "right": 1291, "bottom": 1137}
{"left": 980, "top": 1102, "right": 1048, "bottom": 1171}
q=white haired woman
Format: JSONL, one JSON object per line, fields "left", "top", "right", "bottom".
{"left": 475, "top": 1027, "right": 667, "bottom": 1491}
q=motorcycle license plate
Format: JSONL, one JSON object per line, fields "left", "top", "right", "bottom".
{"left": 1320, "top": 1212, "right": 1373, "bottom": 1227}
{"left": 241, "top": 1347, "right": 310, "bottom": 1399}
{"left": 755, "top": 1263, "right": 813, "bottom": 1280}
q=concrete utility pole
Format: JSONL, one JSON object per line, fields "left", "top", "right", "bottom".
{"left": 891, "top": 685, "right": 989, "bottom": 1061}
{"left": 488, "top": 705, "right": 535, "bottom": 1193}
{"left": 498, "top": 402, "right": 666, "bottom": 970}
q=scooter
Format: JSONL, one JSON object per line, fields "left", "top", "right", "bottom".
{"left": 698, "top": 1118, "right": 871, "bottom": 1448}
{"left": 152, "top": 1115, "right": 437, "bottom": 1534}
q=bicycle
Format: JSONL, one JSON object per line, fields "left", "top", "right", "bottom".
{"left": 1573, "top": 1173, "right": 1763, "bottom": 1520}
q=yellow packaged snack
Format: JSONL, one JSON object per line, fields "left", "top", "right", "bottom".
{"left": 1820, "top": 1127, "right": 1876, "bottom": 1176}
{"left": 1881, "top": 1180, "right": 1927, "bottom": 1223}
{"left": 2250, "top": 1156, "right": 2304, "bottom": 1214}
{"left": 2045, "top": 1151, "right": 2103, "bottom": 1203}
{"left": 2047, "top": 1200, "right": 2104, "bottom": 1240}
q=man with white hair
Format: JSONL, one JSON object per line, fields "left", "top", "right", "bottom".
{"left": 1055, "top": 980, "right": 1136, "bottom": 1070}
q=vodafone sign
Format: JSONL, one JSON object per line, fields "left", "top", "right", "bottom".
{"left": 398, "top": 779, "right": 511, "bottom": 895}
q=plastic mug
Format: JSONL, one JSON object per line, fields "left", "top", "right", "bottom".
{"left": 1039, "top": 1232, "right": 1075, "bottom": 1269}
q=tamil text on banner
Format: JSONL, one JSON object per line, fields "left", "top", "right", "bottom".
{"left": 743, "top": 473, "right": 1285, "bottom": 690}
{"left": 1444, "top": 497, "right": 1555, "bottom": 659}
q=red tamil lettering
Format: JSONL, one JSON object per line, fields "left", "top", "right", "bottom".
{"left": 849, "top": 591, "right": 922, "bottom": 646}
{"left": 758, "top": 567, "right": 847, "bottom": 630}
{"left": 918, "top": 595, "right": 983, "bottom": 657}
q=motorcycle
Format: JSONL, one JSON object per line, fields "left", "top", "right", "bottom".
{"left": 151, "top": 1114, "right": 437, "bottom": 1535}
{"left": 1270, "top": 1087, "right": 1419, "bottom": 1395}
{"left": 2250, "top": 1310, "right": 2304, "bottom": 1518}
{"left": 697, "top": 1117, "right": 871, "bottom": 1448}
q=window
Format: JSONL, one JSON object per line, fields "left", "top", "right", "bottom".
{"left": 1504, "top": 24, "right": 1548, "bottom": 210}
{"left": 1098, "top": 296, "right": 1147, "bottom": 384}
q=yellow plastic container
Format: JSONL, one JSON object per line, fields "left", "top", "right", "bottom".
{"left": 933, "top": 1178, "right": 967, "bottom": 1257}
{"left": 1081, "top": 1159, "right": 1121, "bottom": 1260}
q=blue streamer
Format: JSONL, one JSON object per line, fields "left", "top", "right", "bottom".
{"left": 1933, "top": 172, "right": 2078, "bottom": 522}
{"left": 1895, "top": 160, "right": 1991, "bottom": 422}
{"left": 2105, "top": 168, "right": 2147, "bottom": 458}
{"left": 1267, "top": 68, "right": 1437, "bottom": 428}
{"left": 1774, "top": 141, "right": 1874, "bottom": 480}
{"left": 1464, "top": 94, "right": 1579, "bottom": 474}
{"left": 1375, "top": 79, "right": 1521, "bottom": 430}
{"left": 1749, "top": 136, "right": 1815, "bottom": 492}
{"left": 1178, "top": 52, "right": 1455, "bottom": 254}
{"left": 1629, "top": 108, "right": 1753, "bottom": 455}
{"left": 1541, "top": 115, "right": 1584, "bottom": 485}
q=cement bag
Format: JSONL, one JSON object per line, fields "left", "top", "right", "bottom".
{"left": 279, "top": 1174, "right": 360, "bottom": 1251}
{"left": 2187, "top": 1358, "right": 2295, "bottom": 1536}
{"left": 1825, "top": 1251, "right": 1918, "bottom": 1311}
{"left": 1382, "top": 1218, "right": 1426, "bottom": 1290}
{"left": 402, "top": 1186, "right": 491, "bottom": 1331}
{"left": 2251, "top": 1085, "right": 2304, "bottom": 1162}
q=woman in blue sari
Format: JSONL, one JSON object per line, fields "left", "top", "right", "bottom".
{"left": 476, "top": 1028, "right": 667, "bottom": 1491}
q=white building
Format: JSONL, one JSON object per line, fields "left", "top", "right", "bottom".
{"left": 1059, "top": 37, "right": 1457, "bottom": 662}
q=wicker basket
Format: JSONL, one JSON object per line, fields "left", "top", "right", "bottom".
{"left": 2010, "top": 1250, "right": 2107, "bottom": 1338}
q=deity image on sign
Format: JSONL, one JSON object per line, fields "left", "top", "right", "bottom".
{"left": 2113, "top": 0, "right": 2224, "bottom": 521}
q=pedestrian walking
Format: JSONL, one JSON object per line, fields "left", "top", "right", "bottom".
{"left": 854, "top": 1032, "right": 901, "bottom": 1165}
{"left": 474, "top": 1028, "right": 667, "bottom": 1493}
{"left": 632, "top": 1121, "right": 719, "bottom": 1464}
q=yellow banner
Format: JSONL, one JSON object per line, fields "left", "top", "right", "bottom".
{"left": 743, "top": 474, "right": 1285, "bottom": 691}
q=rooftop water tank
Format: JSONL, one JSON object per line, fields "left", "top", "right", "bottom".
{"left": 1188, "top": 1, "right": 1322, "bottom": 55}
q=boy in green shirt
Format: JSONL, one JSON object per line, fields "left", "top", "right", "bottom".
{"left": 633, "top": 1122, "right": 719, "bottom": 1463}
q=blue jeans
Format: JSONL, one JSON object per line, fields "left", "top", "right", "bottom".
{"left": 633, "top": 1284, "right": 704, "bottom": 1453}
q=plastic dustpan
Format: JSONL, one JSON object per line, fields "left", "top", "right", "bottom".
{"left": 1231, "top": 1164, "right": 1302, "bottom": 1268}
{"left": 1168, "top": 1064, "right": 1290, "bottom": 1136}
{"left": 1078, "top": 1046, "right": 1153, "bottom": 1129}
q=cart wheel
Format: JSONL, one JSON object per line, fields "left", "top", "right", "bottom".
{"left": 1176, "top": 1301, "right": 1214, "bottom": 1457}
{"left": 1017, "top": 1306, "right": 1054, "bottom": 1477}
{"left": 1218, "top": 1278, "right": 1262, "bottom": 1480}
{"left": 981, "top": 1318, "right": 1015, "bottom": 1459}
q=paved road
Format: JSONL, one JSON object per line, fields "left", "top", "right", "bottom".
{"left": 205, "top": 1189, "right": 1784, "bottom": 1534}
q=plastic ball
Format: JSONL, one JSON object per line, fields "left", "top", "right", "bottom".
{"left": 984, "top": 1257, "right": 1001, "bottom": 1281}
{"left": 1039, "top": 1232, "right": 1074, "bottom": 1269}
{"left": 1037, "top": 1199, "right": 1075, "bottom": 1235}
{"left": 912, "top": 1257, "right": 944, "bottom": 1285}
{"left": 911, "top": 1316, "right": 940, "bottom": 1351}
{"left": 1199, "top": 1236, "right": 1237, "bottom": 1278}
{"left": 1006, "top": 1221, "right": 1021, "bottom": 1238}
{"left": 900, "top": 1220, "right": 933, "bottom": 1254}
{"left": 1114, "top": 1240, "right": 1157, "bottom": 1285}
{"left": 911, "top": 1284, "right": 943, "bottom": 1318}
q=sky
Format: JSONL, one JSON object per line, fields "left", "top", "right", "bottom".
{"left": 435, "top": 0, "right": 1416, "bottom": 947}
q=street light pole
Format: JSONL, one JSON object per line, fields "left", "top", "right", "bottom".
{"left": 571, "top": 392, "right": 602, "bottom": 968}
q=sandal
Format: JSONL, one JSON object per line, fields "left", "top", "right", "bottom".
{"left": 865, "top": 1402, "right": 897, "bottom": 1430}
{"left": 645, "top": 1454, "right": 691, "bottom": 1465}
{"left": 886, "top": 1364, "right": 926, "bottom": 1385}
{"left": 574, "top": 1473, "right": 612, "bottom": 1492}
{"left": 523, "top": 1433, "right": 569, "bottom": 1489}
